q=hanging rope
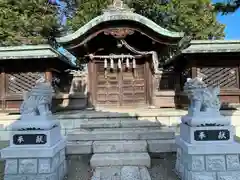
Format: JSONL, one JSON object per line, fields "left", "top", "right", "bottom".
{"left": 120, "top": 39, "right": 159, "bottom": 73}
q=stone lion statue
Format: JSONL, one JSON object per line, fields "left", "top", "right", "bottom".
{"left": 20, "top": 77, "right": 53, "bottom": 116}
{"left": 182, "top": 77, "right": 230, "bottom": 126}
{"left": 10, "top": 77, "right": 59, "bottom": 130}
{"left": 184, "top": 77, "right": 221, "bottom": 116}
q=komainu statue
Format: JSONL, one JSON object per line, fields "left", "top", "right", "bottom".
{"left": 184, "top": 77, "right": 221, "bottom": 115}
{"left": 182, "top": 77, "right": 230, "bottom": 126}
{"left": 20, "top": 77, "right": 53, "bottom": 116}
{"left": 10, "top": 77, "right": 59, "bottom": 130}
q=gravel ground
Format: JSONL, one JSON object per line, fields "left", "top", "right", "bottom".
{"left": 149, "top": 153, "right": 179, "bottom": 180}
{"left": 66, "top": 155, "right": 92, "bottom": 180}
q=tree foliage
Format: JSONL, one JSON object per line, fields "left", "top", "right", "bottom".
{"left": 214, "top": 0, "right": 240, "bottom": 14}
{"left": 126, "top": 0, "right": 225, "bottom": 39}
{"left": 67, "top": 0, "right": 109, "bottom": 31}
{"left": 0, "top": 0, "right": 58, "bottom": 46}
{"left": 0, "top": 0, "right": 225, "bottom": 46}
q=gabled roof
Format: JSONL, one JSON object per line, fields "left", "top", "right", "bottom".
{"left": 182, "top": 40, "right": 240, "bottom": 54}
{"left": 56, "top": 0, "right": 184, "bottom": 44}
{"left": 0, "top": 45, "right": 77, "bottom": 68}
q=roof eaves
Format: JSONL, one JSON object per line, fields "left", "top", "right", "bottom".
{"left": 0, "top": 45, "right": 77, "bottom": 68}
{"left": 56, "top": 12, "right": 184, "bottom": 44}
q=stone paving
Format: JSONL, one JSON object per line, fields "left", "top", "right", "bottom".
{"left": 64, "top": 153, "right": 178, "bottom": 180}
{"left": 0, "top": 153, "right": 179, "bottom": 180}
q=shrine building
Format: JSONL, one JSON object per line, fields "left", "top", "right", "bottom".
{"left": 1, "top": 1, "right": 240, "bottom": 112}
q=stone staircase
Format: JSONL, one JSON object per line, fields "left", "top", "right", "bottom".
{"left": 66, "top": 117, "right": 176, "bottom": 168}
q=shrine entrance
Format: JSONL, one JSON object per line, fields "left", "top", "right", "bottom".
{"left": 91, "top": 55, "right": 151, "bottom": 107}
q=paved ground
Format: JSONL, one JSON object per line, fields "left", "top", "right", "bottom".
{"left": 66, "top": 153, "right": 179, "bottom": 180}
{"left": 0, "top": 141, "right": 178, "bottom": 180}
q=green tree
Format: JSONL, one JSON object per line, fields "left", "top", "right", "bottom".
{"left": 214, "top": 0, "right": 240, "bottom": 14}
{"left": 0, "top": 0, "right": 58, "bottom": 46}
{"left": 68, "top": 0, "right": 110, "bottom": 31}
{"left": 0, "top": 0, "right": 225, "bottom": 46}
{"left": 70, "top": 0, "right": 225, "bottom": 39}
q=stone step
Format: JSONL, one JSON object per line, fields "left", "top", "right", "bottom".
{"left": 56, "top": 112, "right": 137, "bottom": 119}
{"left": 68, "top": 127, "right": 175, "bottom": 141}
{"left": 93, "top": 140, "right": 147, "bottom": 153}
{"left": 147, "top": 139, "right": 176, "bottom": 153}
{"left": 90, "top": 153, "right": 151, "bottom": 168}
{"left": 66, "top": 141, "right": 93, "bottom": 154}
{"left": 65, "top": 139, "right": 177, "bottom": 154}
{"left": 80, "top": 119, "right": 160, "bottom": 129}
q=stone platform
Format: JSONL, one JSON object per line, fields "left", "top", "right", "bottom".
{"left": 176, "top": 136, "right": 240, "bottom": 180}
{"left": 2, "top": 138, "right": 67, "bottom": 180}
{"left": 1, "top": 125, "right": 67, "bottom": 180}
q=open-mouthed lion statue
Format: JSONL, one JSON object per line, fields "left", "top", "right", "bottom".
{"left": 11, "top": 77, "right": 59, "bottom": 130}
{"left": 182, "top": 77, "right": 229, "bottom": 126}
{"left": 20, "top": 77, "right": 53, "bottom": 116}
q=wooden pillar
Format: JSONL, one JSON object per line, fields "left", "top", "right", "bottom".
{"left": 0, "top": 68, "right": 6, "bottom": 110}
{"left": 88, "top": 60, "right": 95, "bottom": 107}
{"left": 45, "top": 69, "right": 52, "bottom": 83}
{"left": 191, "top": 67, "right": 198, "bottom": 78}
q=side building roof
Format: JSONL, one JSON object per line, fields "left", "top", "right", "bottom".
{"left": 0, "top": 45, "right": 77, "bottom": 69}
{"left": 163, "top": 40, "right": 240, "bottom": 66}
{"left": 182, "top": 40, "right": 240, "bottom": 54}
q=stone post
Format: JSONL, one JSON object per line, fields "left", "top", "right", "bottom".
{"left": 175, "top": 77, "right": 240, "bottom": 180}
{"left": 1, "top": 80, "right": 67, "bottom": 180}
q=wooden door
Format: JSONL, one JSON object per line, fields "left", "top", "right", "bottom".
{"left": 95, "top": 61, "right": 121, "bottom": 106}
{"left": 95, "top": 59, "right": 147, "bottom": 107}
{"left": 121, "top": 60, "right": 146, "bottom": 106}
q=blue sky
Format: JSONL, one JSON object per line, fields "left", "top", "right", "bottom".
{"left": 217, "top": 9, "right": 240, "bottom": 39}
{"left": 213, "top": 0, "right": 240, "bottom": 39}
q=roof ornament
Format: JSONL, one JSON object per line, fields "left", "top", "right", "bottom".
{"left": 103, "top": 0, "right": 134, "bottom": 13}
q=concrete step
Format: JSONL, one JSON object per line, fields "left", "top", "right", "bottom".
{"left": 147, "top": 139, "right": 176, "bottom": 153}
{"left": 66, "top": 141, "right": 93, "bottom": 154}
{"left": 68, "top": 127, "right": 175, "bottom": 141}
{"left": 66, "top": 139, "right": 177, "bottom": 155}
{"left": 80, "top": 119, "right": 161, "bottom": 129}
{"left": 93, "top": 140, "right": 147, "bottom": 153}
{"left": 90, "top": 153, "right": 151, "bottom": 168}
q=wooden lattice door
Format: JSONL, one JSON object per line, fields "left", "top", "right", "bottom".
{"left": 95, "top": 61, "right": 121, "bottom": 106}
{"left": 95, "top": 60, "right": 147, "bottom": 107}
{"left": 121, "top": 60, "right": 146, "bottom": 106}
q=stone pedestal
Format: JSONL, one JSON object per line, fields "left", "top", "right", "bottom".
{"left": 1, "top": 125, "right": 67, "bottom": 180}
{"left": 175, "top": 123, "right": 240, "bottom": 180}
